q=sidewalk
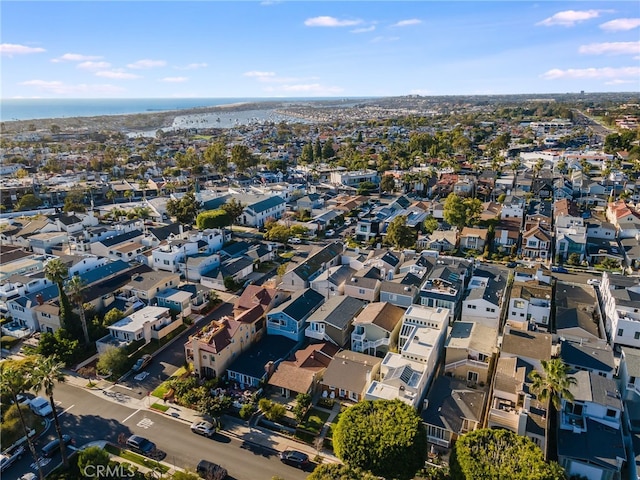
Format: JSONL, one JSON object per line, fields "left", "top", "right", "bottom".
{"left": 64, "top": 371, "right": 341, "bottom": 465}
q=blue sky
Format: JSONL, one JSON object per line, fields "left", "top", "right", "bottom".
{"left": 1, "top": 1, "right": 639, "bottom": 98}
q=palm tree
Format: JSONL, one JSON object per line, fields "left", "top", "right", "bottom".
{"left": 123, "top": 189, "right": 133, "bottom": 202}
{"left": 31, "top": 356, "right": 69, "bottom": 468}
{"left": 0, "top": 360, "right": 45, "bottom": 480}
{"left": 67, "top": 276, "right": 90, "bottom": 345}
{"left": 44, "top": 259, "right": 71, "bottom": 327}
{"left": 528, "top": 358, "right": 577, "bottom": 410}
{"left": 105, "top": 188, "right": 116, "bottom": 205}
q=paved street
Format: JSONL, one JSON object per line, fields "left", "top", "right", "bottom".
{"left": 3, "top": 383, "right": 309, "bottom": 480}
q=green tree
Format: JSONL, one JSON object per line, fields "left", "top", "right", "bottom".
{"left": 15, "top": 193, "right": 43, "bottom": 211}
{"left": 258, "top": 398, "right": 286, "bottom": 422}
{"left": 566, "top": 253, "right": 581, "bottom": 266}
{"left": 105, "top": 188, "right": 116, "bottom": 204}
{"left": 166, "top": 190, "right": 202, "bottom": 225}
{"left": 264, "top": 224, "right": 291, "bottom": 243}
{"left": 449, "top": 428, "right": 565, "bottom": 480}
{"left": 0, "top": 360, "right": 45, "bottom": 480}
{"left": 67, "top": 276, "right": 90, "bottom": 345}
{"left": 196, "top": 209, "right": 231, "bottom": 230}
{"left": 300, "top": 142, "right": 314, "bottom": 165}
{"left": 293, "top": 393, "right": 312, "bottom": 422}
{"left": 221, "top": 198, "right": 245, "bottom": 230}
{"left": 15, "top": 168, "right": 29, "bottom": 179}
{"left": 357, "top": 181, "right": 378, "bottom": 196}
{"left": 314, "top": 139, "right": 322, "bottom": 160}
{"left": 63, "top": 189, "right": 87, "bottom": 213}
{"left": 386, "top": 215, "right": 416, "bottom": 249}
{"left": 97, "top": 346, "right": 129, "bottom": 377}
{"left": 198, "top": 394, "right": 232, "bottom": 418}
{"left": 380, "top": 174, "right": 396, "bottom": 193}
{"left": 322, "top": 138, "right": 335, "bottom": 159}
{"left": 423, "top": 215, "right": 439, "bottom": 234}
{"left": 231, "top": 144, "right": 255, "bottom": 172}
{"left": 31, "top": 355, "right": 69, "bottom": 467}
{"left": 36, "top": 330, "right": 80, "bottom": 366}
{"left": 443, "top": 193, "right": 482, "bottom": 229}
{"left": 44, "top": 259, "right": 72, "bottom": 327}
{"left": 333, "top": 399, "right": 427, "bottom": 480}
{"left": 204, "top": 141, "right": 228, "bottom": 173}
{"left": 103, "top": 308, "right": 124, "bottom": 326}
{"left": 77, "top": 446, "right": 110, "bottom": 477}
{"left": 307, "top": 464, "right": 380, "bottom": 480}
{"left": 123, "top": 189, "right": 133, "bottom": 202}
{"left": 528, "top": 358, "right": 577, "bottom": 411}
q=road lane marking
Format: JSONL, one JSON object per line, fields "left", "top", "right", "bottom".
{"left": 137, "top": 417, "right": 154, "bottom": 429}
{"left": 122, "top": 409, "right": 140, "bottom": 423}
{"left": 62, "top": 404, "right": 75, "bottom": 414}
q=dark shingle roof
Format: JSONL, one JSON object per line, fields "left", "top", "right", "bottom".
{"left": 307, "top": 296, "right": 365, "bottom": 330}
{"left": 247, "top": 196, "right": 285, "bottom": 214}
{"left": 226, "top": 336, "right": 297, "bottom": 382}
{"left": 274, "top": 288, "right": 325, "bottom": 322}
{"left": 100, "top": 229, "right": 143, "bottom": 247}
{"left": 292, "top": 242, "right": 344, "bottom": 282}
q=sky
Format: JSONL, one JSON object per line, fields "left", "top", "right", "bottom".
{"left": 1, "top": 1, "right": 639, "bottom": 99}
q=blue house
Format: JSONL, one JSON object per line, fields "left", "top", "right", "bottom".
{"left": 266, "top": 288, "right": 324, "bottom": 342}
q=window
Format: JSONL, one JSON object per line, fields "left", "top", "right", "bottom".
{"left": 514, "top": 300, "right": 526, "bottom": 309}
{"left": 618, "top": 329, "right": 624, "bottom": 337}
{"left": 606, "top": 409, "right": 617, "bottom": 418}
{"left": 564, "top": 403, "right": 583, "bottom": 416}
{"left": 468, "top": 304, "right": 477, "bottom": 310}
{"left": 358, "top": 289, "right": 365, "bottom": 295}
{"left": 635, "top": 332, "right": 640, "bottom": 340}
{"left": 487, "top": 308, "right": 495, "bottom": 313}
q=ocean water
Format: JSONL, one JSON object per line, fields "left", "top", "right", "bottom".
{"left": 0, "top": 97, "right": 347, "bottom": 122}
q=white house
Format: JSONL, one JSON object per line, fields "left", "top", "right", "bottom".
{"left": 507, "top": 280, "right": 553, "bottom": 330}
{"left": 461, "top": 270, "right": 507, "bottom": 329}
{"left": 600, "top": 272, "right": 640, "bottom": 349}
{"left": 96, "top": 306, "right": 180, "bottom": 353}
{"left": 240, "top": 196, "right": 287, "bottom": 228}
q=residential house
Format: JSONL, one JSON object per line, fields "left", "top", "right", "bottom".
{"left": 619, "top": 346, "right": 640, "bottom": 401}
{"left": 281, "top": 242, "right": 344, "bottom": 291}
{"left": 343, "top": 266, "right": 382, "bottom": 302}
{"left": 606, "top": 200, "right": 640, "bottom": 230}
{"left": 461, "top": 266, "right": 507, "bottom": 329}
{"left": 96, "top": 306, "right": 180, "bottom": 353}
{"left": 7, "top": 284, "right": 59, "bottom": 332}
{"left": 266, "top": 288, "right": 325, "bottom": 342}
{"left": 493, "top": 219, "right": 521, "bottom": 250}
{"left": 225, "top": 335, "right": 297, "bottom": 389}
{"left": 268, "top": 342, "right": 339, "bottom": 398}
{"left": 459, "top": 227, "right": 489, "bottom": 252}
{"left": 379, "top": 272, "right": 422, "bottom": 308}
{"left": 422, "top": 376, "right": 487, "bottom": 449}
{"left": 200, "top": 256, "right": 254, "bottom": 291}
{"left": 513, "top": 264, "right": 552, "bottom": 284}
{"left": 0, "top": 247, "right": 45, "bottom": 282}
{"left": 444, "top": 321, "right": 497, "bottom": 386}
{"left": 557, "top": 371, "right": 625, "bottom": 480}
{"left": 330, "top": 169, "right": 379, "bottom": 187}
{"left": 501, "top": 195, "right": 525, "bottom": 219}
{"left": 89, "top": 229, "right": 144, "bottom": 258}
{"left": 320, "top": 350, "right": 381, "bottom": 402}
{"left": 121, "top": 270, "right": 181, "bottom": 303}
{"left": 600, "top": 273, "right": 640, "bottom": 349}
{"left": 365, "top": 305, "right": 449, "bottom": 408}
{"left": 305, "top": 296, "right": 365, "bottom": 347}
{"left": 296, "top": 194, "right": 323, "bottom": 211}
{"left": 555, "top": 216, "right": 587, "bottom": 262}
{"left": 240, "top": 195, "right": 287, "bottom": 228}
{"left": 486, "top": 354, "right": 549, "bottom": 453}
{"left": 418, "top": 261, "right": 470, "bottom": 323}
{"left": 417, "top": 229, "right": 458, "bottom": 253}
{"left": 309, "top": 264, "right": 357, "bottom": 298}
{"left": 507, "top": 280, "right": 553, "bottom": 331}
{"left": 156, "top": 289, "right": 193, "bottom": 316}
{"left": 521, "top": 225, "right": 552, "bottom": 262}
{"left": 560, "top": 340, "right": 615, "bottom": 380}
{"left": 555, "top": 282, "right": 604, "bottom": 346}
{"left": 28, "top": 232, "right": 69, "bottom": 255}
{"left": 351, "top": 302, "right": 405, "bottom": 358}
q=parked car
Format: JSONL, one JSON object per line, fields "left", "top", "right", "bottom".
{"left": 29, "top": 396, "right": 53, "bottom": 417}
{"left": 132, "top": 354, "right": 152, "bottom": 373}
{"left": 1, "top": 444, "right": 25, "bottom": 472}
{"left": 280, "top": 450, "right": 310, "bottom": 469}
{"left": 191, "top": 420, "right": 216, "bottom": 437}
{"left": 551, "top": 266, "right": 568, "bottom": 274}
{"left": 196, "top": 459, "right": 227, "bottom": 480}
{"left": 289, "top": 237, "right": 302, "bottom": 244}
{"left": 41, "top": 435, "right": 72, "bottom": 458}
{"left": 126, "top": 435, "right": 156, "bottom": 456}
{"left": 325, "top": 229, "right": 335, "bottom": 237}
{"left": 506, "top": 261, "right": 518, "bottom": 268}
{"left": 587, "top": 278, "right": 601, "bottom": 286}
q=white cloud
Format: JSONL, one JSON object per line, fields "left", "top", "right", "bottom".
{"left": 605, "top": 79, "right": 637, "bottom": 85}
{"left": 51, "top": 53, "right": 102, "bottom": 63}
{"left": 244, "top": 71, "right": 276, "bottom": 78}
{"left": 304, "top": 16, "right": 362, "bottom": 27}
{"left": 77, "top": 61, "right": 111, "bottom": 70}
{"left": 409, "top": 89, "right": 432, "bottom": 95}
{"left": 579, "top": 41, "right": 640, "bottom": 56}
{"left": 161, "top": 76, "right": 188, "bottom": 83}
{"left": 19, "top": 79, "right": 124, "bottom": 95}
{"left": 540, "top": 66, "right": 640, "bottom": 80}
{"left": 351, "top": 25, "right": 376, "bottom": 33}
{"left": 1, "top": 43, "right": 45, "bottom": 56}
{"left": 95, "top": 70, "right": 141, "bottom": 79}
{"left": 127, "top": 59, "right": 167, "bottom": 69}
{"left": 391, "top": 19, "right": 422, "bottom": 27}
{"left": 600, "top": 18, "right": 640, "bottom": 32}
{"left": 536, "top": 10, "right": 604, "bottom": 27}
{"left": 176, "top": 63, "right": 208, "bottom": 70}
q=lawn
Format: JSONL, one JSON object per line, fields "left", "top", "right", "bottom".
{"left": 325, "top": 412, "right": 342, "bottom": 440}
{"left": 298, "top": 408, "right": 331, "bottom": 435}
{"left": 104, "top": 444, "right": 169, "bottom": 473}
{"left": 151, "top": 365, "right": 189, "bottom": 398}
{"left": 150, "top": 402, "right": 169, "bottom": 412}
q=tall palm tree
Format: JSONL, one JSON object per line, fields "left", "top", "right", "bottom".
{"left": 31, "top": 356, "right": 69, "bottom": 468}
{"left": 528, "top": 358, "right": 577, "bottom": 410}
{"left": 44, "top": 259, "right": 71, "bottom": 326}
{"left": 67, "top": 276, "right": 90, "bottom": 345}
{"left": 0, "top": 360, "right": 45, "bottom": 480}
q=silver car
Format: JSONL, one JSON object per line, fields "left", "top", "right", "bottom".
{"left": 191, "top": 420, "right": 216, "bottom": 437}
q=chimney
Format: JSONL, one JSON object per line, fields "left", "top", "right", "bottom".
{"left": 36, "top": 294, "right": 44, "bottom": 305}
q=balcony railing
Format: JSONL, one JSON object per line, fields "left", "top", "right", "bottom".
{"left": 444, "top": 358, "right": 489, "bottom": 372}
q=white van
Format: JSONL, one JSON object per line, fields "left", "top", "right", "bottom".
{"left": 29, "top": 397, "right": 53, "bottom": 417}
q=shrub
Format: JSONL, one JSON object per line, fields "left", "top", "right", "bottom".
{"left": 0, "top": 335, "right": 19, "bottom": 350}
